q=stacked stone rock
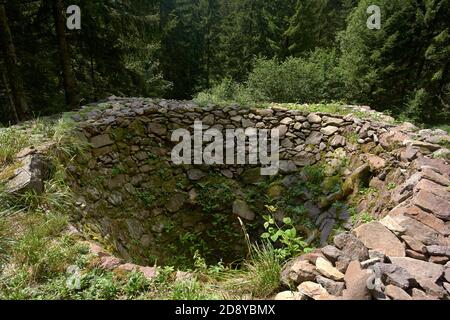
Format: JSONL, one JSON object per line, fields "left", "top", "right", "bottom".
{"left": 277, "top": 154, "right": 450, "bottom": 300}
{"left": 3, "top": 96, "right": 449, "bottom": 299}
{"left": 66, "top": 97, "right": 405, "bottom": 253}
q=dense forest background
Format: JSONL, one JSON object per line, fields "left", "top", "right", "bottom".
{"left": 0, "top": 0, "right": 449, "bottom": 126}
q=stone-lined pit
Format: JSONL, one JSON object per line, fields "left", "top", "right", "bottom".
{"left": 58, "top": 97, "right": 450, "bottom": 269}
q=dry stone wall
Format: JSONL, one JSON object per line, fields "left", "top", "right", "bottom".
{"left": 63, "top": 97, "right": 450, "bottom": 274}
{"left": 2, "top": 96, "right": 450, "bottom": 299}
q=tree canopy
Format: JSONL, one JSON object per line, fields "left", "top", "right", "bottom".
{"left": 0, "top": 0, "right": 449, "bottom": 125}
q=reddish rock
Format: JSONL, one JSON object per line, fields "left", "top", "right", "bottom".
{"left": 421, "top": 167, "right": 450, "bottom": 186}
{"left": 379, "top": 130, "right": 409, "bottom": 149}
{"left": 138, "top": 266, "right": 158, "bottom": 280}
{"left": 443, "top": 282, "right": 450, "bottom": 295}
{"left": 411, "top": 288, "right": 439, "bottom": 300}
{"left": 412, "top": 156, "right": 450, "bottom": 177}
{"left": 342, "top": 261, "right": 371, "bottom": 300}
{"left": 417, "top": 278, "right": 447, "bottom": 298}
{"left": 297, "top": 281, "right": 330, "bottom": 300}
{"left": 401, "top": 235, "right": 426, "bottom": 253}
{"left": 87, "top": 242, "right": 109, "bottom": 258}
{"left": 404, "top": 206, "right": 450, "bottom": 236}
{"left": 116, "top": 263, "right": 139, "bottom": 272}
{"left": 354, "top": 222, "right": 405, "bottom": 257}
{"left": 444, "top": 268, "right": 450, "bottom": 282}
{"left": 385, "top": 285, "right": 412, "bottom": 300}
{"left": 414, "top": 189, "right": 450, "bottom": 221}
{"left": 366, "top": 155, "right": 387, "bottom": 171}
{"left": 315, "top": 257, "right": 345, "bottom": 281}
{"left": 100, "top": 255, "right": 122, "bottom": 270}
{"left": 414, "top": 179, "right": 450, "bottom": 201}
{"left": 406, "top": 249, "right": 427, "bottom": 261}
{"left": 392, "top": 214, "right": 442, "bottom": 245}
{"left": 274, "top": 291, "right": 306, "bottom": 301}
{"left": 281, "top": 258, "right": 317, "bottom": 286}
{"left": 429, "top": 256, "right": 449, "bottom": 264}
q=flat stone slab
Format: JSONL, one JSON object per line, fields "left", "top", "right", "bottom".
{"left": 315, "top": 257, "right": 344, "bottom": 281}
{"left": 354, "top": 222, "right": 405, "bottom": 257}
{"left": 414, "top": 189, "right": 449, "bottom": 221}
{"left": 390, "top": 257, "right": 444, "bottom": 283}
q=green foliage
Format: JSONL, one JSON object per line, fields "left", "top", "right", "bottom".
{"left": 136, "top": 190, "right": 156, "bottom": 208}
{"left": 0, "top": 127, "right": 29, "bottom": 165}
{"left": 222, "top": 243, "right": 281, "bottom": 298}
{"left": 196, "top": 179, "right": 234, "bottom": 214}
{"left": 247, "top": 49, "right": 344, "bottom": 103}
{"left": 339, "top": 0, "right": 450, "bottom": 124}
{"left": 194, "top": 78, "right": 254, "bottom": 106}
{"left": 387, "top": 182, "right": 397, "bottom": 190}
{"left": 261, "top": 206, "right": 312, "bottom": 260}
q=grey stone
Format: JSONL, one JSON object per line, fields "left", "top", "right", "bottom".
{"left": 321, "top": 245, "right": 342, "bottom": 263}
{"left": 202, "top": 114, "right": 215, "bottom": 125}
{"left": 330, "top": 135, "right": 346, "bottom": 147}
{"left": 316, "top": 275, "right": 345, "bottom": 296}
{"left": 426, "top": 245, "right": 450, "bottom": 257}
{"left": 334, "top": 233, "right": 369, "bottom": 262}
{"left": 307, "top": 114, "right": 322, "bottom": 124}
{"left": 91, "top": 134, "right": 113, "bottom": 148}
{"left": 166, "top": 193, "right": 186, "bottom": 213}
{"left": 305, "top": 131, "right": 323, "bottom": 145}
{"left": 376, "top": 263, "right": 414, "bottom": 289}
{"left": 320, "top": 126, "right": 339, "bottom": 136}
{"left": 280, "top": 117, "right": 294, "bottom": 125}
{"left": 5, "top": 154, "right": 49, "bottom": 194}
{"left": 148, "top": 122, "right": 167, "bottom": 135}
{"left": 187, "top": 169, "right": 206, "bottom": 181}
{"left": 232, "top": 199, "right": 255, "bottom": 221}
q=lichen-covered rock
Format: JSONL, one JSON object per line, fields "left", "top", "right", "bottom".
{"left": 5, "top": 153, "right": 50, "bottom": 194}
{"left": 232, "top": 199, "right": 255, "bottom": 221}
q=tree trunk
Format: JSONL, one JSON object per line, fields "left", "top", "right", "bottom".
{"left": 0, "top": 4, "right": 29, "bottom": 122}
{"left": 0, "top": 59, "right": 19, "bottom": 124}
{"left": 52, "top": 0, "right": 79, "bottom": 109}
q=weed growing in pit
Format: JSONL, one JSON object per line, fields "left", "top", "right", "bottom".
{"left": 261, "top": 205, "right": 312, "bottom": 260}
{"left": 196, "top": 178, "right": 234, "bottom": 214}
{"left": 221, "top": 243, "right": 281, "bottom": 299}
{"left": 136, "top": 190, "right": 156, "bottom": 208}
